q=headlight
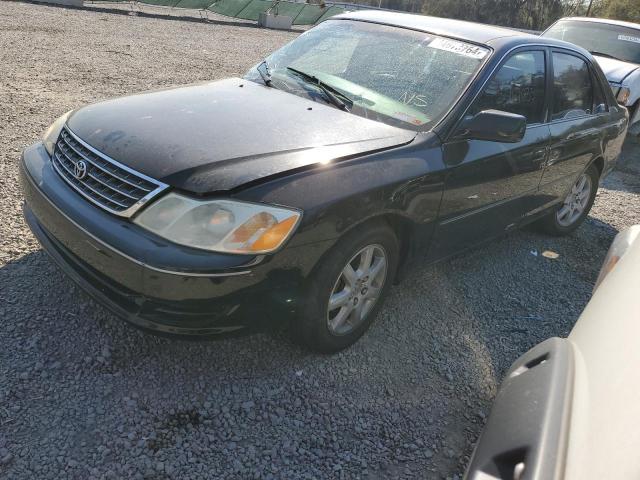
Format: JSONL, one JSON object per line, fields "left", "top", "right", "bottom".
{"left": 42, "top": 111, "right": 72, "bottom": 156}
{"left": 616, "top": 86, "right": 631, "bottom": 106}
{"left": 134, "top": 193, "right": 302, "bottom": 254}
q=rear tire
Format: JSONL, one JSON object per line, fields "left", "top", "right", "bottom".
{"left": 293, "top": 221, "right": 399, "bottom": 353}
{"left": 535, "top": 164, "right": 599, "bottom": 236}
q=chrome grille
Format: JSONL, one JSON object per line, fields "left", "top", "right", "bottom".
{"left": 51, "top": 127, "right": 167, "bottom": 217}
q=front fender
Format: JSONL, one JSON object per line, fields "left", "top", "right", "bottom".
{"left": 624, "top": 69, "right": 640, "bottom": 105}
{"left": 232, "top": 132, "right": 448, "bottom": 264}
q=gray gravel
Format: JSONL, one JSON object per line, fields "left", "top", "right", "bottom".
{"left": 1, "top": 2, "right": 640, "bottom": 479}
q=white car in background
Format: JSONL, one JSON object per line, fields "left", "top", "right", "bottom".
{"left": 465, "top": 226, "right": 640, "bottom": 480}
{"left": 543, "top": 17, "right": 640, "bottom": 131}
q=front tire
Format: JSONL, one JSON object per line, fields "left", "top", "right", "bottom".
{"left": 293, "top": 221, "right": 399, "bottom": 353}
{"left": 535, "top": 164, "right": 599, "bottom": 236}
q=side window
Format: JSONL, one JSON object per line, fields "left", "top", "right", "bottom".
{"left": 470, "top": 50, "right": 546, "bottom": 124}
{"left": 551, "top": 52, "right": 593, "bottom": 120}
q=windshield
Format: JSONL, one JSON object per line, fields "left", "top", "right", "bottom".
{"left": 245, "top": 20, "right": 490, "bottom": 130}
{"left": 544, "top": 20, "right": 640, "bottom": 65}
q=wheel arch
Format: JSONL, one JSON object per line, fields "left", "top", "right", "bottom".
{"left": 379, "top": 213, "right": 418, "bottom": 282}
{"left": 307, "top": 212, "right": 428, "bottom": 285}
{"left": 346, "top": 212, "right": 428, "bottom": 283}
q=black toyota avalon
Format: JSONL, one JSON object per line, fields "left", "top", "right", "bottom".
{"left": 21, "top": 11, "right": 628, "bottom": 352}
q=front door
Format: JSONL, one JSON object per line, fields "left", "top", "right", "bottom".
{"left": 429, "top": 49, "right": 550, "bottom": 260}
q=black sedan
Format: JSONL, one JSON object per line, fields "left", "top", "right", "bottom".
{"left": 21, "top": 11, "right": 628, "bottom": 352}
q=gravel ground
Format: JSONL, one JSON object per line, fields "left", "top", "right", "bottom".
{"left": 1, "top": 2, "right": 639, "bottom": 479}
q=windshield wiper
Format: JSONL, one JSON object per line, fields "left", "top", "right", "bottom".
{"left": 257, "top": 60, "right": 272, "bottom": 87}
{"left": 286, "top": 66, "right": 352, "bottom": 112}
{"left": 589, "top": 51, "right": 624, "bottom": 62}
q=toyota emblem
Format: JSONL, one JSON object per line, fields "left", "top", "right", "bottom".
{"left": 73, "top": 160, "right": 88, "bottom": 180}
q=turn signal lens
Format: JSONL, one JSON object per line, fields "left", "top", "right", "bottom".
{"left": 134, "top": 193, "right": 301, "bottom": 254}
{"left": 249, "top": 216, "right": 299, "bottom": 252}
{"left": 224, "top": 212, "right": 278, "bottom": 250}
{"left": 617, "top": 86, "right": 631, "bottom": 106}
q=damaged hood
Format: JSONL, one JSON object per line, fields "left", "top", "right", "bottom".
{"left": 593, "top": 55, "right": 640, "bottom": 83}
{"left": 66, "top": 78, "right": 416, "bottom": 193}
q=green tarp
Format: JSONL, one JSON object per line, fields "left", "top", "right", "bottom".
{"left": 92, "top": 0, "right": 347, "bottom": 24}
{"left": 138, "top": 0, "right": 181, "bottom": 6}
{"left": 269, "top": 1, "right": 304, "bottom": 19}
{"left": 207, "top": 0, "right": 253, "bottom": 17}
{"left": 235, "top": 0, "right": 273, "bottom": 21}
{"left": 292, "top": 4, "right": 326, "bottom": 24}
{"left": 316, "top": 4, "right": 347, "bottom": 22}
{"left": 175, "top": 0, "right": 214, "bottom": 8}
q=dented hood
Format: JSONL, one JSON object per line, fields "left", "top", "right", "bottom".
{"left": 67, "top": 78, "right": 416, "bottom": 193}
{"left": 593, "top": 55, "right": 640, "bottom": 83}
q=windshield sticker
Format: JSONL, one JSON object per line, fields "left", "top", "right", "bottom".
{"left": 618, "top": 34, "right": 640, "bottom": 44}
{"left": 429, "top": 37, "right": 489, "bottom": 59}
{"left": 391, "top": 111, "right": 425, "bottom": 126}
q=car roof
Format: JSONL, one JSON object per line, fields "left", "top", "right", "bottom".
{"left": 333, "top": 10, "right": 534, "bottom": 45}
{"left": 555, "top": 16, "right": 640, "bottom": 31}
{"left": 333, "top": 11, "right": 594, "bottom": 56}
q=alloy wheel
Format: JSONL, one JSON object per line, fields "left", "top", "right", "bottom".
{"left": 327, "top": 244, "right": 388, "bottom": 336}
{"left": 556, "top": 173, "right": 592, "bottom": 227}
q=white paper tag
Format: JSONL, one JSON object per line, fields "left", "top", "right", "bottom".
{"left": 429, "top": 37, "right": 489, "bottom": 59}
{"left": 618, "top": 34, "right": 640, "bottom": 44}
{"left": 390, "top": 111, "right": 426, "bottom": 125}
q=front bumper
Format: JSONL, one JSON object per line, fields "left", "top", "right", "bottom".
{"left": 20, "top": 142, "right": 326, "bottom": 336}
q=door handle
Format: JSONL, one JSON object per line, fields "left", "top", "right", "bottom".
{"left": 566, "top": 128, "right": 599, "bottom": 141}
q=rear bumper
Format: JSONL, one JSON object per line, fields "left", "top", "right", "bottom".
{"left": 21, "top": 142, "right": 324, "bottom": 336}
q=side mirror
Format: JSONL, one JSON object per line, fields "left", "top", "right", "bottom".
{"left": 457, "top": 109, "right": 527, "bottom": 143}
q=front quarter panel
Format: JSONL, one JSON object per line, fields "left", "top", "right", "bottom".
{"left": 626, "top": 69, "right": 640, "bottom": 105}
{"left": 625, "top": 69, "right": 640, "bottom": 125}
{"left": 233, "top": 132, "right": 447, "bottom": 271}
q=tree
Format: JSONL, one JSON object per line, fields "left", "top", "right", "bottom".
{"left": 602, "top": 0, "right": 640, "bottom": 22}
{"left": 421, "top": 0, "right": 565, "bottom": 30}
{"left": 395, "top": 0, "right": 640, "bottom": 27}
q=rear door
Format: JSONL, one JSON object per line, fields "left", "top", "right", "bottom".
{"left": 429, "top": 48, "right": 551, "bottom": 260}
{"left": 538, "top": 50, "right": 610, "bottom": 205}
